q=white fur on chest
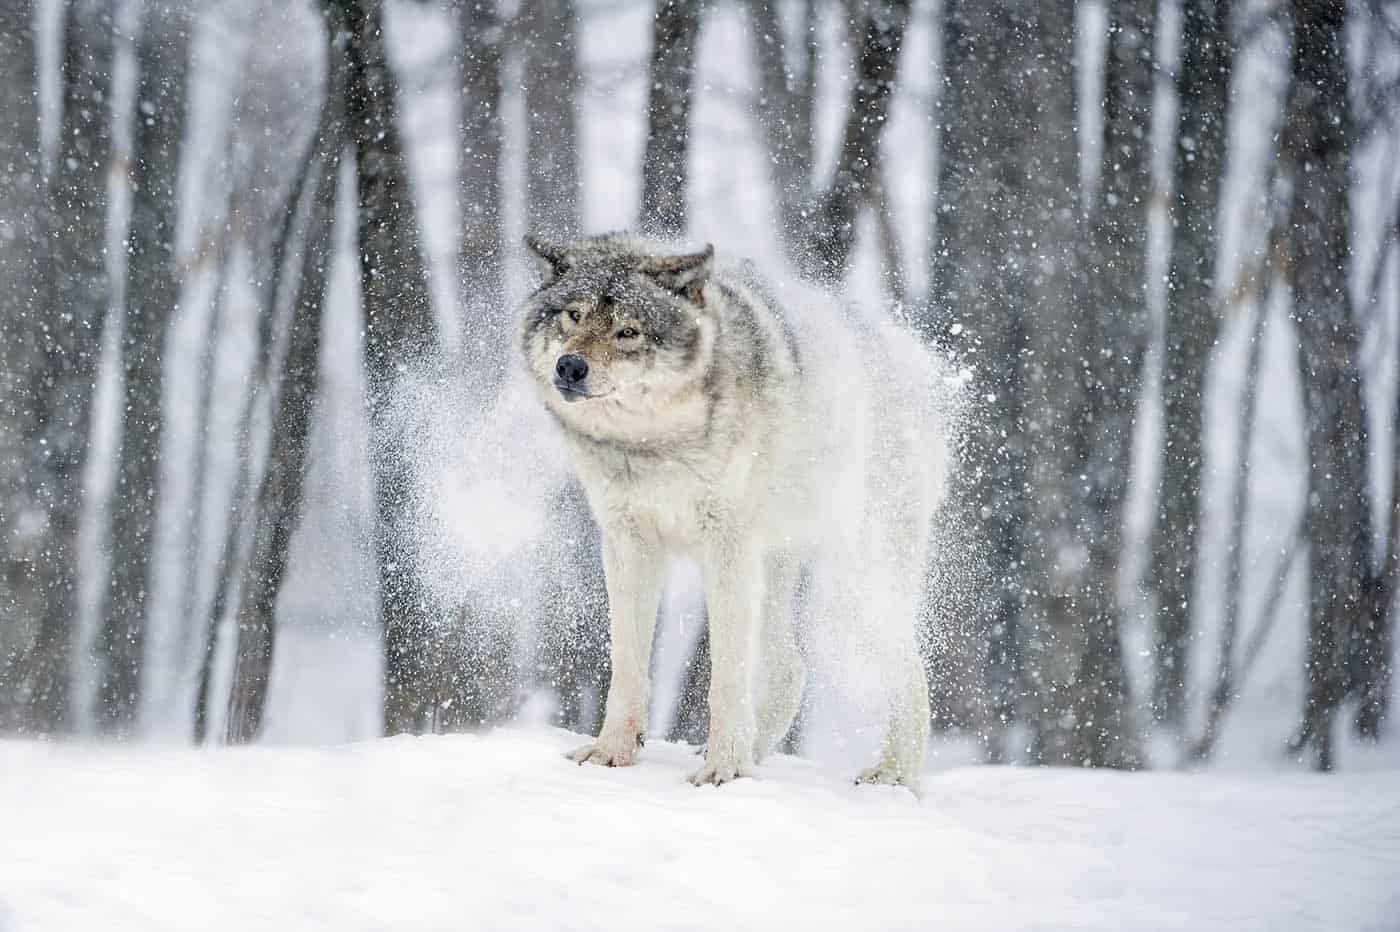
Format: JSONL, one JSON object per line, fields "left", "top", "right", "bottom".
{"left": 570, "top": 430, "right": 770, "bottom": 552}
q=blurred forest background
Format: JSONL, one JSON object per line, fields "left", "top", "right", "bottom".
{"left": 0, "top": 0, "right": 1397, "bottom": 773}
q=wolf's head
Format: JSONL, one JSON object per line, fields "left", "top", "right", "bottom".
{"left": 518, "top": 232, "right": 717, "bottom": 441}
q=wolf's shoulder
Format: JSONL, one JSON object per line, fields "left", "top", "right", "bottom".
{"left": 709, "top": 260, "right": 804, "bottom": 366}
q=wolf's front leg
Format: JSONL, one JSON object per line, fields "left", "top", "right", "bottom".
{"left": 567, "top": 525, "right": 664, "bottom": 768}
{"left": 691, "top": 536, "right": 761, "bottom": 786}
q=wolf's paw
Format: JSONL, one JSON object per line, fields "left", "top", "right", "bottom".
{"left": 855, "top": 762, "right": 920, "bottom": 794}
{"left": 688, "top": 742, "right": 753, "bottom": 787}
{"left": 567, "top": 730, "right": 643, "bottom": 768}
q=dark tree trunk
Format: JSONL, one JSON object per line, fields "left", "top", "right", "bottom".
{"left": 638, "top": 0, "right": 704, "bottom": 237}
{"left": 339, "top": 0, "right": 436, "bottom": 370}
{"left": 327, "top": 0, "right": 440, "bottom": 735}
{"left": 436, "top": 1, "right": 522, "bottom": 729}
{"left": 930, "top": 0, "right": 1040, "bottom": 752}
{"left": 668, "top": 619, "right": 710, "bottom": 745}
{"left": 0, "top": 0, "right": 45, "bottom": 730}
{"left": 1050, "top": 0, "right": 1157, "bottom": 768}
{"left": 1189, "top": 173, "right": 1291, "bottom": 761}
{"left": 521, "top": 0, "right": 580, "bottom": 239}
{"left": 806, "top": 0, "right": 911, "bottom": 284}
{"left": 1356, "top": 265, "right": 1399, "bottom": 737}
{"left": 746, "top": 0, "right": 818, "bottom": 244}
{"left": 457, "top": 0, "right": 505, "bottom": 366}
{"left": 96, "top": 1, "right": 192, "bottom": 734}
{"left": 223, "top": 45, "right": 345, "bottom": 744}
{"left": 1088, "top": 0, "right": 1155, "bottom": 559}
{"left": 745, "top": 0, "right": 907, "bottom": 291}
{"left": 186, "top": 240, "right": 235, "bottom": 743}
{"left": 182, "top": 215, "right": 235, "bottom": 742}
{"left": 179, "top": 66, "right": 254, "bottom": 727}
{"left": 1283, "top": 0, "right": 1369, "bottom": 772}
{"left": 1151, "top": 0, "right": 1233, "bottom": 727}
{"left": 517, "top": 3, "right": 605, "bottom": 731}
{"left": 936, "top": 1, "right": 1152, "bottom": 761}
{"left": 1016, "top": 0, "right": 1141, "bottom": 768}
{"left": 190, "top": 350, "right": 278, "bottom": 741}
{"left": 21, "top": 0, "right": 115, "bottom": 734}
{"left": 191, "top": 245, "right": 281, "bottom": 741}
{"left": 536, "top": 482, "right": 608, "bottom": 734}
{"left": 1354, "top": 233, "right": 1398, "bottom": 740}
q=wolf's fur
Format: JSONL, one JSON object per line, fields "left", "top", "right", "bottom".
{"left": 518, "top": 232, "right": 947, "bottom": 789}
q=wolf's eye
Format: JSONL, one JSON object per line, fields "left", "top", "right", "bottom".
{"left": 567, "top": 308, "right": 582, "bottom": 323}
{"left": 617, "top": 327, "right": 640, "bottom": 341}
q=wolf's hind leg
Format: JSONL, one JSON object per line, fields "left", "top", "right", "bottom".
{"left": 855, "top": 641, "right": 929, "bottom": 793}
{"left": 855, "top": 529, "right": 930, "bottom": 792}
{"left": 754, "top": 554, "right": 805, "bottom": 762}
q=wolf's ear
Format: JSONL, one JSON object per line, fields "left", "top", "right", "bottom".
{"left": 524, "top": 234, "right": 570, "bottom": 281}
{"left": 640, "top": 244, "right": 714, "bottom": 304}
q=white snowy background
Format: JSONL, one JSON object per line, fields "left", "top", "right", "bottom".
{"left": 3, "top": 0, "right": 1400, "bottom": 928}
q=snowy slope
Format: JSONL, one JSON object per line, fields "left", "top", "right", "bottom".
{"left": 3, "top": 729, "right": 1398, "bottom": 931}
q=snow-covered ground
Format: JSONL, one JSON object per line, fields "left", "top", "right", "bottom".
{"left": 7, "top": 3, "right": 1396, "bottom": 928}
{"left": 4, "top": 728, "right": 1399, "bottom": 931}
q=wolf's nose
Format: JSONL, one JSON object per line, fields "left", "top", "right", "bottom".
{"left": 556, "top": 354, "right": 589, "bottom": 385}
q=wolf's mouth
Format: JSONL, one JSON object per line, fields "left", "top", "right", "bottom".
{"left": 553, "top": 381, "right": 605, "bottom": 403}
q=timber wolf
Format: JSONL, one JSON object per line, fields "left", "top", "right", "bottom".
{"left": 518, "top": 232, "right": 948, "bottom": 790}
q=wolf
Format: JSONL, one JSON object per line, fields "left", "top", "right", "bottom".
{"left": 518, "top": 232, "right": 948, "bottom": 790}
